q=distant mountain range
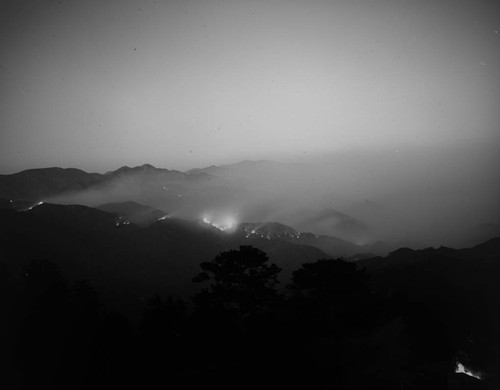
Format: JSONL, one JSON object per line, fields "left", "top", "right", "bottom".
{"left": 278, "top": 207, "right": 372, "bottom": 242}
{"left": 186, "top": 159, "right": 288, "bottom": 180}
{"left": 0, "top": 164, "right": 210, "bottom": 201}
{"left": 0, "top": 162, "right": 377, "bottom": 243}
{"left": 0, "top": 167, "right": 103, "bottom": 200}
{"left": 2, "top": 161, "right": 498, "bottom": 248}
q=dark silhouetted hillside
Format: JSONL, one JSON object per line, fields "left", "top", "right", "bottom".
{"left": 0, "top": 165, "right": 213, "bottom": 204}
{"left": 97, "top": 201, "right": 167, "bottom": 226}
{"left": 0, "top": 168, "right": 103, "bottom": 200}
{"left": 357, "top": 238, "right": 500, "bottom": 383}
{"left": 0, "top": 203, "right": 327, "bottom": 316}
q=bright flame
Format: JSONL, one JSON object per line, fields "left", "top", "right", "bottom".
{"left": 455, "top": 362, "right": 483, "bottom": 380}
{"left": 201, "top": 214, "right": 237, "bottom": 232}
{"left": 22, "top": 201, "right": 44, "bottom": 211}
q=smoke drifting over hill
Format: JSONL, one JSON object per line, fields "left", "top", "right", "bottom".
{"left": 1, "top": 0, "right": 499, "bottom": 248}
{"left": 2, "top": 1, "right": 500, "bottom": 388}
{"left": 35, "top": 140, "right": 498, "bottom": 248}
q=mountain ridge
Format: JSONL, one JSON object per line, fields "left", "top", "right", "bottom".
{"left": 0, "top": 164, "right": 213, "bottom": 201}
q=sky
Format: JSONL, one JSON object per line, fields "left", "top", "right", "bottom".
{"left": 0, "top": 0, "right": 499, "bottom": 173}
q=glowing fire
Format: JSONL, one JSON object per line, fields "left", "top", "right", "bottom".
{"left": 455, "top": 361, "right": 483, "bottom": 380}
{"left": 21, "top": 201, "right": 44, "bottom": 211}
{"left": 201, "top": 214, "right": 237, "bottom": 232}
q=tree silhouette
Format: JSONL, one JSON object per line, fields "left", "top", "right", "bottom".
{"left": 142, "top": 294, "right": 186, "bottom": 337}
{"left": 289, "top": 258, "right": 370, "bottom": 298}
{"left": 193, "top": 246, "right": 281, "bottom": 317}
{"left": 18, "top": 259, "right": 70, "bottom": 389}
{"left": 192, "top": 245, "right": 282, "bottom": 348}
{"left": 288, "top": 258, "right": 372, "bottom": 336}
{"left": 189, "top": 246, "right": 285, "bottom": 389}
{"left": 139, "top": 294, "right": 188, "bottom": 387}
{"left": 59, "top": 280, "right": 104, "bottom": 389}
{"left": 23, "top": 259, "right": 67, "bottom": 299}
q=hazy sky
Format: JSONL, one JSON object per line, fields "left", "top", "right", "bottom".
{"left": 1, "top": 0, "right": 499, "bottom": 173}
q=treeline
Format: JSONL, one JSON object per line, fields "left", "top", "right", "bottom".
{"left": 0, "top": 246, "right": 490, "bottom": 389}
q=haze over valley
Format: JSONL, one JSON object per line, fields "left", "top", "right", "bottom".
{"left": 2, "top": 137, "right": 498, "bottom": 249}
{"left": 1, "top": 0, "right": 500, "bottom": 388}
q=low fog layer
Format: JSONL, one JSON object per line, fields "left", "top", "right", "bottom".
{"left": 48, "top": 139, "right": 500, "bottom": 248}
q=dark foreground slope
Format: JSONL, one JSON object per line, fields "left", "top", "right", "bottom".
{"left": 1, "top": 200, "right": 499, "bottom": 389}
{"left": 358, "top": 239, "right": 500, "bottom": 384}
{"left": 0, "top": 203, "right": 326, "bottom": 313}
